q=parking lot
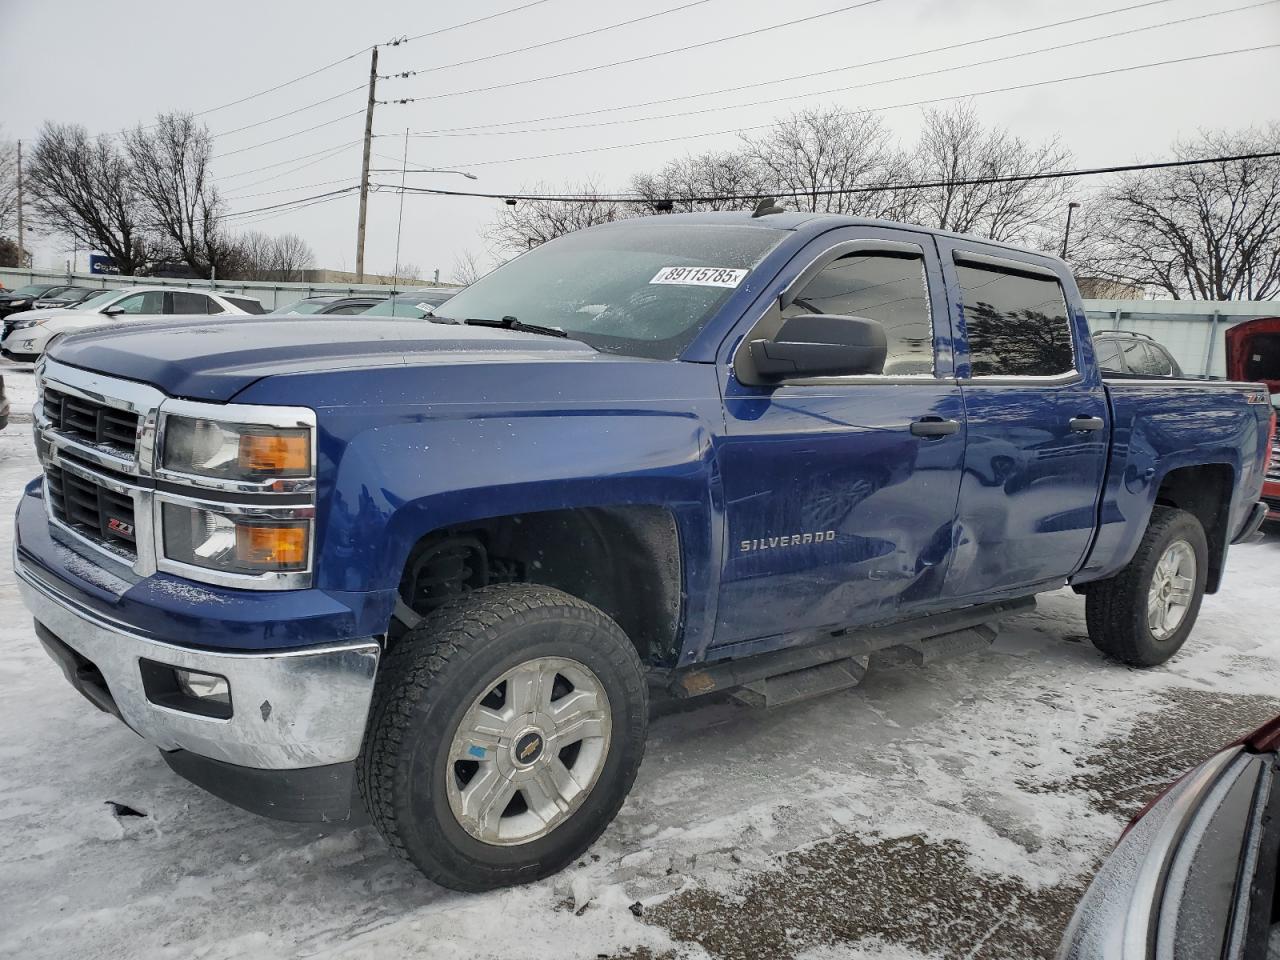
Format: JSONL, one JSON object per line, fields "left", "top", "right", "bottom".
{"left": 0, "top": 362, "right": 1276, "bottom": 960}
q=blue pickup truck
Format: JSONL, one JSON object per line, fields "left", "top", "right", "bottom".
{"left": 15, "top": 211, "right": 1274, "bottom": 891}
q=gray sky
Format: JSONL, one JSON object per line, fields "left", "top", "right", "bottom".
{"left": 3, "top": 0, "right": 1278, "bottom": 279}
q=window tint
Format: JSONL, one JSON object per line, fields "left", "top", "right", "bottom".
{"left": 1094, "top": 338, "right": 1125, "bottom": 373}
{"left": 112, "top": 291, "right": 164, "bottom": 314}
{"left": 206, "top": 297, "right": 225, "bottom": 315}
{"left": 171, "top": 291, "right": 210, "bottom": 315}
{"left": 1128, "top": 341, "right": 1175, "bottom": 377}
{"left": 956, "top": 263, "right": 1075, "bottom": 377}
{"left": 223, "top": 296, "right": 264, "bottom": 315}
{"left": 783, "top": 252, "right": 934, "bottom": 375}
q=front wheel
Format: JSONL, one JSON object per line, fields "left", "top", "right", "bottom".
{"left": 358, "top": 584, "right": 648, "bottom": 891}
{"left": 1085, "top": 506, "right": 1208, "bottom": 667}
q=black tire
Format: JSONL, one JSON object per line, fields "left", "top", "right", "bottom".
{"left": 358, "top": 583, "right": 648, "bottom": 891}
{"left": 1085, "top": 506, "right": 1208, "bottom": 667}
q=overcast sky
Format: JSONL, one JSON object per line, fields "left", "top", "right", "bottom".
{"left": 3, "top": 0, "right": 1278, "bottom": 280}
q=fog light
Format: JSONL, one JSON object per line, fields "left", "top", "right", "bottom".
{"left": 175, "top": 668, "right": 230, "bottom": 704}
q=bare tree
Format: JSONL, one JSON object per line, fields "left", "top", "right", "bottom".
{"left": 629, "top": 150, "right": 769, "bottom": 213}
{"left": 0, "top": 237, "right": 19, "bottom": 268}
{"left": 268, "top": 232, "right": 314, "bottom": 281}
{"left": 1082, "top": 125, "right": 1280, "bottom": 300}
{"left": 0, "top": 129, "right": 17, "bottom": 241}
{"left": 742, "top": 107, "right": 908, "bottom": 218}
{"left": 450, "top": 249, "right": 486, "bottom": 285}
{"left": 125, "top": 113, "right": 234, "bottom": 277}
{"left": 26, "top": 122, "right": 151, "bottom": 274}
{"left": 906, "top": 102, "right": 1071, "bottom": 243}
{"left": 222, "top": 230, "right": 314, "bottom": 281}
{"left": 486, "top": 181, "right": 630, "bottom": 252}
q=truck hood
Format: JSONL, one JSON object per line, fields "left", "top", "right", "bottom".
{"left": 48, "top": 316, "right": 600, "bottom": 401}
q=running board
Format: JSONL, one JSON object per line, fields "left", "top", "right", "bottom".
{"left": 671, "top": 597, "right": 1034, "bottom": 699}
{"left": 730, "top": 655, "right": 869, "bottom": 709}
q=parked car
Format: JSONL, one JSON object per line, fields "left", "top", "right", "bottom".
{"left": 1226, "top": 316, "right": 1280, "bottom": 524}
{"left": 269, "top": 294, "right": 390, "bottom": 316}
{"left": 15, "top": 211, "right": 1274, "bottom": 892}
{"left": 1, "top": 286, "right": 264, "bottom": 361}
{"left": 0, "top": 374, "right": 8, "bottom": 430}
{"left": 1092, "top": 329, "right": 1184, "bottom": 377}
{"left": 359, "top": 288, "right": 462, "bottom": 318}
{"left": 32, "top": 286, "right": 99, "bottom": 310}
{"left": 0, "top": 283, "right": 68, "bottom": 319}
{"left": 1058, "top": 711, "right": 1280, "bottom": 959}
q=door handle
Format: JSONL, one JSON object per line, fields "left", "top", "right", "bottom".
{"left": 910, "top": 417, "right": 961, "bottom": 438}
{"left": 1068, "top": 415, "right": 1105, "bottom": 432}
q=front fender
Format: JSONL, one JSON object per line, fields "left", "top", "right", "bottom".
{"left": 318, "top": 406, "right": 721, "bottom": 596}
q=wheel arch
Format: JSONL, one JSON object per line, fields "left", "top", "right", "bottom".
{"left": 391, "top": 505, "right": 684, "bottom": 667}
{"left": 1151, "top": 462, "right": 1235, "bottom": 593}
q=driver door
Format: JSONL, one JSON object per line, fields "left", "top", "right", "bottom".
{"left": 712, "top": 228, "right": 966, "bottom": 651}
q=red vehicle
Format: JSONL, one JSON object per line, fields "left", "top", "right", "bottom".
{"left": 1226, "top": 316, "right": 1280, "bottom": 521}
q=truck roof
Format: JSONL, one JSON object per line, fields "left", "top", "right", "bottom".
{"left": 595, "top": 210, "right": 1066, "bottom": 263}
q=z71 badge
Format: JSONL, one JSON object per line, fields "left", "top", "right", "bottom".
{"left": 740, "top": 530, "right": 836, "bottom": 553}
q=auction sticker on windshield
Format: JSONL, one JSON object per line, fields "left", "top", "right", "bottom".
{"left": 650, "top": 266, "right": 748, "bottom": 288}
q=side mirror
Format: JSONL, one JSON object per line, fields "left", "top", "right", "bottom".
{"left": 101, "top": 306, "right": 124, "bottom": 317}
{"left": 748, "top": 314, "right": 887, "bottom": 380}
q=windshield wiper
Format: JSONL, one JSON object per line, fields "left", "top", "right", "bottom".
{"left": 461, "top": 315, "right": 568, "bottom": 339}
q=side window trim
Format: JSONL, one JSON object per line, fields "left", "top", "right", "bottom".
{"left": 950, "top": 249, "right": 1080, "bottom": 383}
{"left": 731, "top": 236, "right": 950, "bottom": 385}
{"left": 780, "top": 238, "right": 925, "bottom": 309}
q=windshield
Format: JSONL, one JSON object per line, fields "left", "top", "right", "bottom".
{"left": 75, "top": 290, "right": 124, "bottom": 312}
{"left": 433, "top": 223, "right": 786, "bottom": 359}
{"left": 11, "top": 284, "right": 57, "bottom": 297}
{"left": 362, "top": 294, "right": 450, "bottom": 319}
{"left": 272, "top": 298, "right": 333, "bottom": 315}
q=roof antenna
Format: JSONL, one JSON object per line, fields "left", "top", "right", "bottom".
{"left": 752, "top": 197, "right": 785, "bottom": 217}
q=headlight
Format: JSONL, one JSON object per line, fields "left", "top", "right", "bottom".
{"left": 162, "top": 416, "right": 311, "bottom": 481}
{"left": 11, "top": 318, "right": 45, "bottom": 330}
{"left": 161, "top": 503, "right": 309, "bottom": 574}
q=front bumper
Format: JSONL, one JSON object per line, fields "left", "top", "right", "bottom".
{"left": 16, "top": 551, "right": 380, "bottom": 771}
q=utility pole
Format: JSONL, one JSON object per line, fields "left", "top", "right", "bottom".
{"left": 16, "top": 140, "right": 24, "bottom": 271}
{"left": 1061, "top": 201, "right": 1080, "bottom": 260}
{"left": 355, "top": 46, "right": 378, "bottom": 283}
{"left": 392, "top": 127, "right": 408, "bottom": 290}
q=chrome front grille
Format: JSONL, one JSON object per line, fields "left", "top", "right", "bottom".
{"left": 1268, "top": 439, "right": 1280, "bottom": 484}
{"left": 42, "top": 386, "right": 140, "bottom": 456}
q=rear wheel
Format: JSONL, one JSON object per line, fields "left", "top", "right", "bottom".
{"left": 1085, "top": 506, "right": 1208, "bottom": 667}
{"left": 359, "top": 584, "right": 648, "bottom": 891}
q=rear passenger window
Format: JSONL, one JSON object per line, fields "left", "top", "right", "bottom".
{"left": 1094, "top": 338, "right": 1124, "bottom": 373}
{"left": 1131, "top": 342, "right": 1175, "bottom": 377}
{"left": 223, "top": 296, "right": 264, "bottom": 315}
{"left": 171, "top": 292, "right": 209, "bottom": 315}
{"left": 783, "top": 252, "right": 934, "bottom": 375}
{"left": 956, "top": 262, "right": 1075, "bottom": 377}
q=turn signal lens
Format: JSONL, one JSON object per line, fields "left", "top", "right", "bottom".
{"left": 238, "top": 433, "right": 309, "bottom": 475}
{"left": 235, "top": 523, "right": 308, "bottom": 569}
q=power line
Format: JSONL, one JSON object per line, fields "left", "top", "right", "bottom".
{"left": 190, "top": 46, "right": 373, "bottom": 122}
{"left": 387, "top": 0, "right": 890, "bottom": 104}
{"left": 425, "top": 43, "right": 1280, "bottom": 169}
{"left": 210, "top": 109, "right": 368, "bottom": 160}
{"left": 386, "top": 0, "right": 719, "bottom": 78}
{"left": 210, "top": 84, "right": 366, "bottom": 138}
{"left": 217, "top": 139, "right": 365, "bottom": 181}
{"left": 396, "top": 0, "right": 560, "bottom": 44}
{"left": 407, "top": 0, "right": 1259, "bottom": 138}
{"left": 222, "top": 177, "right": 358, "bottom": 201}
{"left": 404, "top": 1, "right": 1277, "bottom": 142}
{"left": 370, "top": 151, "right": 1280, "bottom": 204}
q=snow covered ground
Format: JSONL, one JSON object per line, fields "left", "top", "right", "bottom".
{"left": 0, "top": 363, "right": 1277, "bottom": 960}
